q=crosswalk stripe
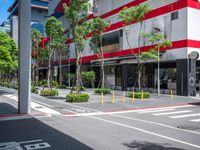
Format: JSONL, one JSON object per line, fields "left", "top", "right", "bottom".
{"left": 139, "top": 108, "right": 175, "bottom": 114}
{"left": 170, "top": 113, "right": 200, "bottom": 119}
{"left": 190, "top": 118, "right": 200, "bottom": 122}
{"left": 153, "top": 110, "right": 192, "bottom": 116}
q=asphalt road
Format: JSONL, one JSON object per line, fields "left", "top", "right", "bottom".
{"left": 0, "top": 87, "right": 200, "bottom": 150}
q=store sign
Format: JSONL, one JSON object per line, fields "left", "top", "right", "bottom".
{"left": 189, "top": 77, "right": 195, "bottom": 87}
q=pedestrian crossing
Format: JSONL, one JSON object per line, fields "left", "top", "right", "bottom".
{"left": 137, "top": 106, "right": 200, "bottom": 123}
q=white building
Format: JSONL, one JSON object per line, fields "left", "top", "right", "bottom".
{"left": 46, "top": 0, "right": 200, "bottom": 96}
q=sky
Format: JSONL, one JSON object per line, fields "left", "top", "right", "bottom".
{"left": 0, "top": 0, "right": 14, "bottom": 24}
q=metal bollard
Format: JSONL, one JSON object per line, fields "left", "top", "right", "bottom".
{"left": 100, "top": 92, "right": 104, "bottom": 104}
{"left": 141, "top": 91, "right": 144, "bottom": 101}
{"left": 132, "top": 92, "right": 135, "bottom": 102}
{"left": 122, "top": 92, "right": 125, "bottom": 103}
{"left": 170, "top": 89, "right": 173, "bottom": 98}
{"left": 112, "top": 91, "right": 115, "bottom": 103}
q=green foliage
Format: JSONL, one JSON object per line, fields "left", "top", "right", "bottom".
{"left": 31, "top": 86, "right": 39, "bottom": 94}
{"left": 38, "top": 80, "right": 47, "bottom": 87}
{"left": 66, "top": 93, "right": 89, "bottom": 103}
{"left": 72, "top": 86, "right": 86, "bottom": 91}
{"left": 40, "top": 89, "right": 59, "bottom": 96}
{"left": 128, "top": 92, "right": 150, "bottom": 99}
{"left": 56, "top": 84, "right": 67, "bottom": 89}
{"left": 64, "top": 73, "right": 75, "bottom": 83}
{"left": 81, "top": 71, "right": 95, "bottom": 87}
{"left": 0, "top": 31, "right": 18, "bottom": 74}
{"left": 95, "top": 88, "right": 111, "bottom": 94}
{"left": 119, "top": 4, "right": 150, "bottom": 25}
{"left": 51, "top": 80, "right": 58, "bottom": 87}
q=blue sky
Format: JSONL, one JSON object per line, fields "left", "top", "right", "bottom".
{"left": 0, "top": 0, "right": 14, "bottom": 24}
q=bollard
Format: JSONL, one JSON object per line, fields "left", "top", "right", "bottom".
{"left": 100, "top": 92, "right": 104, "bottom": 104}
{"left": 141, "top": 91, "right": 144, "bottom": 101}
{"left": 132, "top": 92, "right": 135, "bottom": 102}
{"left": 122, "top": 92, "right": 125, "bottom": 103}
{"left": 112, "top": 91, "right": 115, "bottom": 103}
{"left": 170, "top": 89, "right": 173, "bottom": 98}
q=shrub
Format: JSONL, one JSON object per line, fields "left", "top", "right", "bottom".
{"left": 72, "top": 86, "right": 86, "bottom": 91}
{"left": 81, "top": 71, "right": 95, "bottom": 87}
{"left": 31, "top": 86, "right": 39, "bottom": 94}
{"left": 40, "top": 89, "right": 58, "bottom": 96}
{"left": 128, "top": 92, "right": 150, "bottom": 99}
{"left": 64, "top": 73, "right": 75, "bottom": 85}
{"left": 66, "top": 93, "right": 89, "bottom": 103}
{"left": 51, "top": 80, "right": 58, "bottom": 87}
{"left": 95, "top": 88, "right": 111, "bottom": 94}
{"left": 38, "top": 80, "right": 47, "bottom": 87}
{"left": 56, "top": 84, "right": 67, "bottom": 89}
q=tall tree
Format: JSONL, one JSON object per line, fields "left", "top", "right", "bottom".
{"left": 45, "top": 16, "right": 65, "bottom": 89}
{"left": 0, "top": 31, "right": 18, "bottom": 85}
{"left": 90, "top": 17, "right": 109, "bottom": 88}
{"left": 119, "top": 4, "right": 150, "bottom": 91}
{"left": 31, "top": 29, "right": 42, "bottom": 86}
{"left": 63, "top": 0, "right": 92, "bottom": 93}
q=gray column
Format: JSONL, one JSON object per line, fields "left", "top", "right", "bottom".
{"left": 18, "top": 0, "right": 31, "bottom": 114}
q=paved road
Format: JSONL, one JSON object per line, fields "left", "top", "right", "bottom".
{"left": 0, "top": 87, "right": 200, "bottom": 150}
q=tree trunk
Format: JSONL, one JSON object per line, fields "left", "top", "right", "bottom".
{"left": 59, "top": 54, "right": 62, "bottom": 85}
{"left": 100, "top": 36, "right": 105, "bottom": 89}
{"left": 137, "top": 22, "right": 143, "bottom": 92}
{"left": 75, "top": 44, "right": 81, "bottom": 94}
{"left": 47, "top": 49, "right": 53, "bottom": 90}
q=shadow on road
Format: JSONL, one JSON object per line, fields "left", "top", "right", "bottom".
{"left": 189, "top": 102, "right": 200, "bottom": 106}
{"left": 0, "top": 103, "right": 18, "bottom": 114}
{"left": 0, "top": 117, "right": 93, "bottom": 150}
{"left": 123, "top": 140, "right": 187, "bottom": 150}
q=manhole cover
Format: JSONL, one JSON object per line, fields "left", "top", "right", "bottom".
{"left": 177, "top": 125, "right": 200, "bottom": 130}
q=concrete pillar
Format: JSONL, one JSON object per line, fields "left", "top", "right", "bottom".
{"left": 176, "top": 59, "right": 196, "bottom": 96}
{"left": 122, "top": 64, "right": 128, "bottom": 91}
{"left": 18, "top": 0, "right": 31, "bottom": 114}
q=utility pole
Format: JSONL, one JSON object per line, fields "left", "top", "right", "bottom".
{"left": 18, "top": 0, "right": 31, "bottom": 114}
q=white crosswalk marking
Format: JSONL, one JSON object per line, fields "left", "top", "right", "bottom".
{"left": 170, "top": 113, "right": 200, "bottom": 119}
{"left": 138, "top": 108, "right": 175, "bottom": 114}
{"left": 153, "top": 110, "right": 192, "bottom": 116}
{"left": 3, "top": 94, "right": 61, "bottom": 115}
{"left": 190, "top": 118, "right": 200, "bottom": 122}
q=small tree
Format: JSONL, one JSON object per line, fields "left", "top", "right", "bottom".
{"left": 56, "top": 35, "right": 67, "bottom": 85}
{"left": 64, "top": 0, "right": 92, "bottom": 93}
{"left": 31, "top": 29, "right": 42, "bottom": 86}
{"left": 119, "top": 4, "right": 150, "bottom": 91}
{"left": 142, "top": 32, "right": 172, "bottom": 94}
{"left": 90, "top": 17, "right": 109, "bottom": 88}
{"left": 45, "top": 16, "right": 64, "bottom": 89}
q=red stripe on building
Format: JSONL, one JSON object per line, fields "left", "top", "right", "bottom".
{"left": 40, "top": 39, "right": 199, "bottom": 67}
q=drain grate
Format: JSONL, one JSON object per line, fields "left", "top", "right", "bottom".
{"left": 177, "top": 125, "right": 200, "bottom": 131}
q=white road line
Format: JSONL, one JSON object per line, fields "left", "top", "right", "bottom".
{"left": 3, "top": 94, "right": 61, "bottom": 115}
{"left": 170, "top": 113, "right": 200, "bottom": 119}
{"left": 112, "top": 114, "right": 200, "bottom": 135}
{"left": 0, "top": 115, "right": 32, "bottom": 121}
{"left": 139, "top": 108, "right": 176, "bottom": 114}
{"left": 190, "top": 118, "right": 200, "bottom": 122}
{"left": 89, "top": 116, "right": 200, "bottom": 149}
{"left": 32, "top": 100, "right": 53, "bottom": 108}
{"left": 153, "top": 110, "right": 192, "bottom": 116}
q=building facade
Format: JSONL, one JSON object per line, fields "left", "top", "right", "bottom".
{"left": 0, "top": 21, "right": 11, "bottom": 35}
{"left": 46, "top": 0, "right": 200, "bottom": 96}
{"left": 7, "top": 0, "right": 50, "bottom": 45}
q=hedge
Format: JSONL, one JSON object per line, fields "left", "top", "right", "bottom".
{"left": 56, "top": 84, "right": 67, "bottom": 89}
{"left": 128, "top": 92, "right": 150, "bottom": 99}
{"left": 72, "top": 86, "right": 86, "bottom": 91}
{"left": 66, "top": 93, "right": 89, "bottom": 103}
{"left": 40, "top": 89, "right": 59, "bottom": 96}
{"left": 31, "top": 86, "right": 39, "bottom": 94}
{"left": 95, "top": 88, "right": 111, "bottom": 94}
